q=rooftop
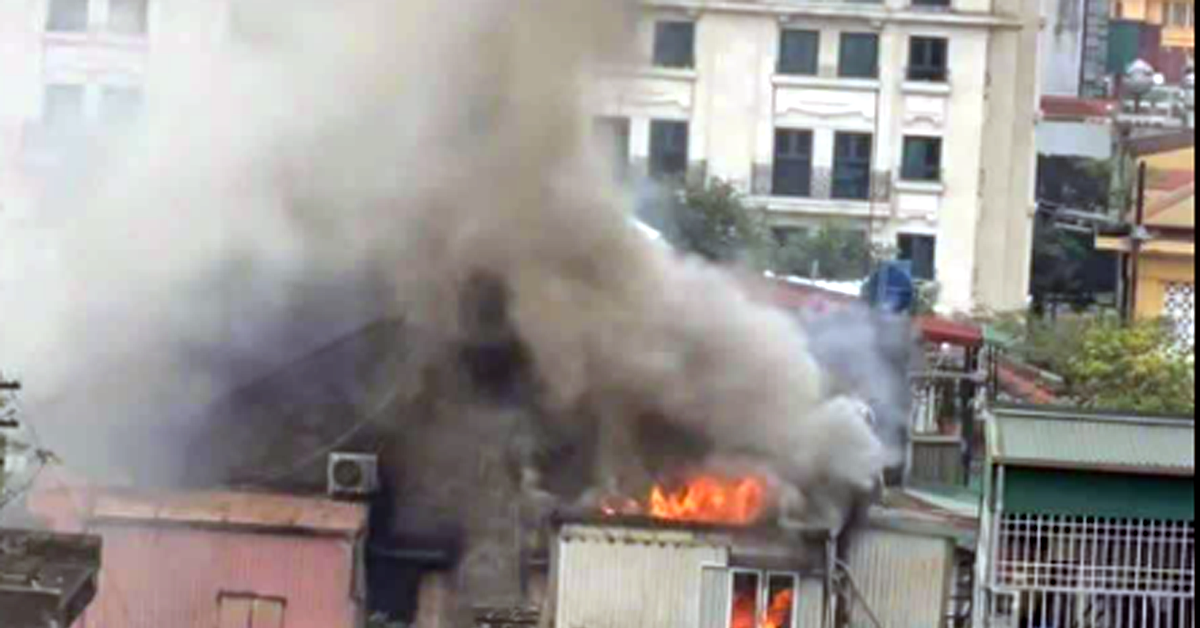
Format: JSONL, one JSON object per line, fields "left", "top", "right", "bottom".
{"left": 989, "top": 405, "right": 1196, "bottom": 477}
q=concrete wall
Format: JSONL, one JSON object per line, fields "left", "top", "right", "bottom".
{"left": 1136, "top": 253, "right": 1195, "bottom": 319}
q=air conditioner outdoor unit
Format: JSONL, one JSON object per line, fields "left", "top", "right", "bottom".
{"left": 328, "top": 453, "right": 379, "bottom": 499}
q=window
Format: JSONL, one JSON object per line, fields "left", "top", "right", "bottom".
{"left": 653, "top": 21, "right": 696, "bottom": 69}
{"left": 649, "top": 120, "right": 689, "bottom": 179}
{"left": 909, "top": 37, "right": 949, "bottom": 82}
{"left": 899, "top": 234, "right": 937, "bottom": 281}
{"left": 109, "top": 0, "right": 149, "bottom": 35}
{"left": 778, "top": 30, "right": 820, "bottom": 76}
{"left": 1166, "top": 2, "right": 1195, "bottom": 27}
{"left": 838, "top": 33, "right": 879, "bottom": 79}
{"left": 729, "top": 571, "right": 798, "bottom": 628}
{"left": 901, "top": 136, "right": 943, "bottom": 182}
{"left": 47, "top": 0, "right": 89, "bottom": 33}
{"left": 218, "top": 594, "right": 286, "bottom": 628}
{"left": 43, "top": 85, "right": 87, "bottom": 134}
{"left": 833, "top": 132, "right": 873, "bottom": 200}
{"left": 594, "top": 117, "right": 631, "bottom": 180}
{"left": 913, "top": 0, "right": 953, "bottom": 8}
{"left": 773, "top": 129, "right": 814, "bottom": 197}
{"left": 100, "top": 86, "right": 145, "bottom": 126}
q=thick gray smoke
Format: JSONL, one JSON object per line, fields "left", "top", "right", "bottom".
{"left": 1, "top": 0, "right": 897, "bottom": 533}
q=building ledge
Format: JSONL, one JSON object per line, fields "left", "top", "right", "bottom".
{"left": 647, "top": 0, "right": 1022, "bottom": 28}
{"left": 632, "top": 67, "right": 700, "bottom": 83}
{"left": 901, "top": 81, "right": 953, "bottom": 96}
{"left": 773, "top": 75, "right": 882, "bottom": 91}
{"left": 895, "top": 180, "right": 946, "bottom": 194}
{"left": 755, "top": 196, "right": 879, "bottom": 217}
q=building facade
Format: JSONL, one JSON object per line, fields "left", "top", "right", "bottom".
{"left": 30, "top": 488, "right": 369, "bottom": 628}
{"left": 1040, "top": 0, "right": 1113, "bottom": 98}
{"left": 596, "top": 0, "right": 1042, "bottom": 312}
{"left": 1114, "top": 0, "right": 1196, "bottom": 60}
{"left": 975, "top": 406, "right": 1196, "bottom": 627}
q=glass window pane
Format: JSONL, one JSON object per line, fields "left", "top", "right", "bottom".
{"left": 730, "top": 572, "right": 761, "bottom": 628}
{"left": 839, "top": 33, "right": 879, "bottom": 79}
{"left": 44, "top": 85, "right": 86, "bottom": 130}
{"left": 47, "top": 0, "right": 89, "bottom": 32}
{"left": 650, "top": 120, "right": 689, "bottom": 178}
{"left": 899, "top": 234, "right": 937, "bottom": 280}
{"left": 654, "top": 22, "right": 696, "bottom": 69}
{"left": 774, "top": 130, "right": 813, "bottom": 197}
{"left": 902, "top": 137, "right": 943, "bottom": 182}
{"left": 109, "top": 0, "right": 148, "bottom": 35}
{"left": 101, "top": 87, "right": 144, "bottom": 126}
{"left": 909, "top": 37, "right": 949, "bottom": 82}
{"left": 766, "top": 575, "right": 797, "bottom": 628}
{"left": 833, "top": 132, "right": 873, "bottom": 199}
{"left": 779, "top": 30, "right": 820, "bottom": 75}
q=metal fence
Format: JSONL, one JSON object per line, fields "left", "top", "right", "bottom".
{"left": 991, "top": 514, "right": 1196, "bottom": 628}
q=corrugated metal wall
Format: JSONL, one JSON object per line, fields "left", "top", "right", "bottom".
{"left": 73, "top": 524, "right": 361, "bottom": 628}
{"left": 556, "top": 526, "right": 728, "bottom": 628}
{"left": 796, "top": 578, "right": 826, "bottom": 627}
{"left": 699, "top": 567, "right": 730, "bottom": 628}
{"left": 845, "top": 529, "right": 954, "bottom": 628}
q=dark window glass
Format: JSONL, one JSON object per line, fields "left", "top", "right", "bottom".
{"left": 109, "top": 0, "right": 148, "bottom": 35}
{"left": 47, "top": 0, "right": 89, "bottom": 32}
{"left": 100, "top": 86, "right": 145, "bottom": 126}
{"left": 913, "top": 0, "right": 952, "bottom": 8}
{"left": 899, "top": 234, "right": 938, "bottom": 280}
{"left": 839, "top": 33, "right": 879, "bottom": 79}
{"left": 43, "top": 85, "right": 87, "bottom": 132}
{"left": 650, "top": 120, "right": 689, "bottom": 179}
{"left": 909, "top": 37, "right": 949, "bottom": 82}
{"left": 833, "top": 132, "right": 873, "bottom": 200}
{"left": 779, "top": 30, "right": 820, "bottom": 76}
{"left": 901, "top": 136, "right": 943, "bottom": 182}
{"left": 653, "top": 22, "right": 696, "bottom": 69}
{"left": 773, "top": 129, "right": 814, "bottom": 197}
{"left": 594, "top": 117, "right": 631, "bottom": 180}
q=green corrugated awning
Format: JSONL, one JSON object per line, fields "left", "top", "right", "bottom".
{"left": 991, "top": 406, "right": 1196, "bottom": 477}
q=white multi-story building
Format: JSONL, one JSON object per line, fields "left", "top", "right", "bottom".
{"left": 1, "top": 0, "right": 1040, "bottom": 314}
{"left": 597, "top": 0, "right": 1042, "bottom": 312}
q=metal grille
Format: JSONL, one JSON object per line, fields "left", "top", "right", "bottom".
{"left": 993, "top": 515, "right": 1196, "bottom": 627}
{"left": 1165, "top": 283, "right": 1196, "bottom": 349}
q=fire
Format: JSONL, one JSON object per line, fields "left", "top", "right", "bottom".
{"left": 648, "top": 475, "right": 768, "bottom": 526}
{"left": 731, "top": 587, "right": 795, "bottom": 628}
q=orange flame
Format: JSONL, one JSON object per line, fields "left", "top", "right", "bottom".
{"left": 648, "top": 475, "right": 768, "bottom": 526}
{"left": 731, "top": 585, "right": 795, "bottom": 628}
{"left": 763, "top": 588, "right": 795, "bottom": 628}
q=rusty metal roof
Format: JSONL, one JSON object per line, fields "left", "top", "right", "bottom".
{"left": 990, "top": 406, "right": 1196, "bottom": 476}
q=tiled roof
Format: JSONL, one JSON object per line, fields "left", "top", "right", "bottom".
{"left": 1041, "top": 96, "right": 1118, "bottom": 120}
{"left": 990, "top": 406, "right": 1195, "bottom": 476}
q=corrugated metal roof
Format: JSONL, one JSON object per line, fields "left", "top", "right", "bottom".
{"left": 991, "top": 407, "right": 1196, "bottom": 476}
{"left": 73, "top": 524, "right": 360, "bottom": 628}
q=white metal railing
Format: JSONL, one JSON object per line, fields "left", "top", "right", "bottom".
{"left": 991, "top": 514, "right": 1197, "bottom": 628}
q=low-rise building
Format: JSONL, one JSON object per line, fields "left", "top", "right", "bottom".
{"left": 30, "top": 488, "right": 369, "bottom": 628}
{"left": 975, "top": 405, "right": 1196, "bottom": 627}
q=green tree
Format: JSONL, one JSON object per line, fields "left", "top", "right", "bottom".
{"left": 773, "top": 222, "right": 872, "bottom": 281}
{"left": 1065, "top": 319, "right": 1195, "bottom": 414}
{"left": 661, "top": 178, "right": 775, "bottom": 267}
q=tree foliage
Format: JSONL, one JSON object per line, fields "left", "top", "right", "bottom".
{"left": 663, "top": 178, "right": 774, "bottom": 267}
{"left": 773, "top": 223, "right": 873, "bottom": 281}
{"left": 1065, "top": 319, "right": 1195, "bottom": 415}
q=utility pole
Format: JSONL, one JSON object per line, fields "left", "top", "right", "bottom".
{"left": 1127, "top": 162, "right": 1149, "bottom": 322}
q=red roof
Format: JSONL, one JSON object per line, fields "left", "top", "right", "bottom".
{"left": 1041, "top": 96, "right": 1117, "bottom": 121}
{"left": 918, "top": 316, "right": 984, "bottom": 348}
